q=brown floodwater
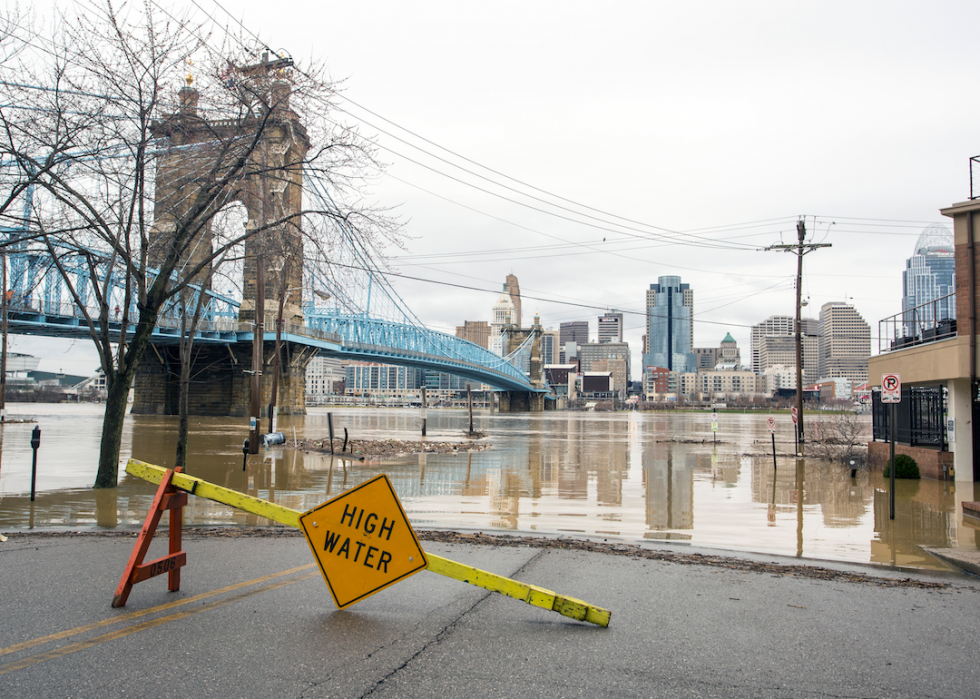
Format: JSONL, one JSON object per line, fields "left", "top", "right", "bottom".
{"left": 1, "top": 404, "right": 978, "bottom": 571}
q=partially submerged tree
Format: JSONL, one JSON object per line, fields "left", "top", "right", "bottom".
{"left": 0, "top": 2, "right": 400, "bottom": 486}
{"left": 806, "top": 411, "right": 870, "bottom": 465}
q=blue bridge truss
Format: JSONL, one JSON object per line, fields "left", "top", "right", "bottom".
{"left": 0, "top": 255, "right": 542, "bottom": 393}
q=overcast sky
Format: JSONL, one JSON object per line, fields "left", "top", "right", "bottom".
{"left": 15, "top": 1, "right": 980, "bottom": 376}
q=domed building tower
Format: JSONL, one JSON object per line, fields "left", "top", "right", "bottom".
{"left": 718, "top": 332, "right": 741, "bottom": 369}
{"left": 489, "top": 283, "right": 517, "bottom": 356}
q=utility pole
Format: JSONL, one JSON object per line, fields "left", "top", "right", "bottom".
{"left": 766, "top": 218, "right": 831, "bottom": 453}
{"left": 268, "top": 262, "right": 289, "bottom": 436}
{"left": 249, "top": 148, "right": 269, "bottom": 455}
{"left": 243, "top": 50, "right": 292, "bottom": 454}
{"left": 0, "top": 253, "right": 7, "bottom": 423}
{"left": 248, "top": 259, "right": 264, "bottom": 454}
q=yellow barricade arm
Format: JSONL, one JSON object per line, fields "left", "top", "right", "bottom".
{"left": 125, "top": 459, "right": 611, "bottom": 627}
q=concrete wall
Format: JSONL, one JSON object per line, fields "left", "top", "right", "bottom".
{"left": 868, "top": 335, "right": 969, "bottom": 385}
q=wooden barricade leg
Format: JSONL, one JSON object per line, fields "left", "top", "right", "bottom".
{"left": 111, "top": 467, "right": 187, "bottom": 608}
{"left": 169, "top": 484, "right": 182, "bottom": 592}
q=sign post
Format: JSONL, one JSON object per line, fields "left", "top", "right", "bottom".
{"left": 791, "top": 407, "right": 799, "bottom": 456}
{"left": 30, "top": 425, "right": 40, "bottom": 502}
{"left": 881, "top": 373, "right": 901, "bottom": 520}
{"left": 767, "top": 417, "right": 777, "bottom": 471}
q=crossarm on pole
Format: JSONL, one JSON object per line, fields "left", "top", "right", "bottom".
{"left": 125, "top": 459, "right": 611, "bottom": 627}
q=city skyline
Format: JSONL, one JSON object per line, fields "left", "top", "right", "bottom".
{"left": 9, "top": 2, "right": 980, "bottom": 377}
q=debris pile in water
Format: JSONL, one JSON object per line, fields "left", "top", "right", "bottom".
{"left": 291, "top": 438, "right": 491, "bottom": 460}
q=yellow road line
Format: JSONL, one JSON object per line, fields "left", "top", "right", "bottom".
{"left": 0, "top": 572, "right": 318, "bottom": 676}
{"left": 127, "top": 459, "right": 612, "bottom": 627}
{"left": 0, "top": 563, "right": 315, "bottom": 658}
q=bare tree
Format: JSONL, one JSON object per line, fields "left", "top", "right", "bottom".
{"left": 806, "top": 412, "right": 870, "bottom": 465}
{"left": 0, "top": 3, "right": 399, "bottom": 487}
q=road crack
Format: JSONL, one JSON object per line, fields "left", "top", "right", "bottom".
{"left": 356, "top": 549, "right": 547, "bottom": 699}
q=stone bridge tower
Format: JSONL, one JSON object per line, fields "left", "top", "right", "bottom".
{"left": 498, "top": 314, "right": 547, "bottom": 412}
{"left": 133, "top": 59, "right": 314, "bottom": 417}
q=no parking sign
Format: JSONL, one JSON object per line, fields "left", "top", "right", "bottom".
{"left": 881, "top": 374, "right": 901, "bottom": 403}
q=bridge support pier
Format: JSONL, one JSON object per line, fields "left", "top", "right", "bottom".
{"left": 498, "top": 391, "right": 545, "bottom": 413}
{"left": 132, "top": 341, "right": 316, "bottom": 417}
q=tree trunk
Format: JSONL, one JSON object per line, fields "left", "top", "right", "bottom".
{"left": 175, "top": 356, "right": 191, "bottom": 469}
{"left": 94, "top": 371, "right": 134, "bottom": 488}
{"left": 94, "top": 308, "right": 159, "bottom": 489}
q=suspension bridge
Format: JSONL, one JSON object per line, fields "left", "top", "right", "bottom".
{"left": 0, "top": 190, "right": 547, "bottom": 412}
{"left": 0, "top": 76, "right": 548, "bottom": 415}
{"left": 0, "top": 269, "right": 543, "bottom": 396}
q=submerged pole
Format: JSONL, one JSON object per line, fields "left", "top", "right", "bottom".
{"left": 889, "top": 403, "right": 896, "bottom": 520}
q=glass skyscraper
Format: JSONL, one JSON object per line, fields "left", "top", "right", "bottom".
{"left": 643, "top": 276, "right": 696, "bottom": 373}
{"left": 902, "top": 224, "right": 955, "bottom": 333}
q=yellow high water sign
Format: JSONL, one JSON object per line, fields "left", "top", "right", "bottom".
{"left": 299, "top": 474, "right": 428, "bottom": 609}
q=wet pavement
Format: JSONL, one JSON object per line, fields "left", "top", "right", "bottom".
{"left": 1, "top": 531, "right": 978, "bottom": 698}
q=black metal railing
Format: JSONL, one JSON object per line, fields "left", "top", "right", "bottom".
{"left": 878, "top": 292, "right": 956, "bottom": 354}
{"left": 871, "top": 386, "right": 947, "bottom": 450}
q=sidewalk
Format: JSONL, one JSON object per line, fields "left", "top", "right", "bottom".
{"left": 1, "top": 530, "right": 978, "bottom": 698}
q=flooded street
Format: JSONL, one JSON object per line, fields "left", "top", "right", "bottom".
{"left": 1, "top": 403, "right": 978, "bottom": 571}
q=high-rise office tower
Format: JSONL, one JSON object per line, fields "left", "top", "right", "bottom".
{"left": 694, "top": 347, "right": 718, "bottom": 371}
{"left": 902, "top": 224, "right": 955, "bottom": 331}
{"left": 751, "top": 315, "right": 793, "bottom": 373}
{"left": 597, "top": 311, "right": 624, "bottom": 343}
{"left": 750, "top": 315, "right": 819, "bottom": 380}
{"left": 818, "top": 302, "right": 870, "bottom": 383}
{"left": 541, "top": 329, "right": 561, "bottom": 365}
{"left": 646, "top": 277, "right": 693, "bottom": 361}
{"left": 455, "top": 320, "right": 491, "bottom": 349}
{"left": 559, "top": 321, "right": 589, "bottom": 347}
{"left": 579, "top": 342, "right": 631, "bottom": 397}
{"left": 505, "top": 273, "right": 522, "bottom": 328}
{"left": 643, "top": 276, "right": 695, "bottom": 372}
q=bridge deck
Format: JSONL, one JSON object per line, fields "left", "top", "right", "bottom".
{"left": 5, "top": 309, "right": 547, "bottom": 393}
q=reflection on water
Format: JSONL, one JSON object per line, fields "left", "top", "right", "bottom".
{"left": 1, "top": 404, "right": 978, "bottom": 570}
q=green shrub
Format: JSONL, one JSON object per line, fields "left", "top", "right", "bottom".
{"left": 883, "top": 454, "right": 920, "bottom": 479}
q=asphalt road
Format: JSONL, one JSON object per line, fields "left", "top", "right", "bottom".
{"left": 1, "top": 532, "right": 978, "bottom": 698}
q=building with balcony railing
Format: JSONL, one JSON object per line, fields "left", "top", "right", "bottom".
{"left": 902, "top": 224, "right": 955, "bottom": 332}
{"left": 869, "top": 199, "right": 980, "bottom": 483}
